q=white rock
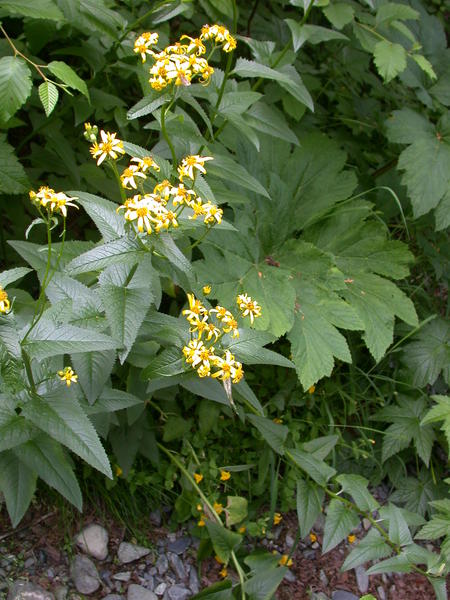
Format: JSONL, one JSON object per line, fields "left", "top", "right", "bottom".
{"left": 70, "top": 555, "right": 100, "bottom": 595}
{"left": 355, "top": 565, "right": 369, "bottom": 594}
{"left": 7, "top": 582, "right": 55, "bottom": 600}
{"left": 75, "top": 524, "right": 109, "bottom": 560}
{"left": 127, "top": 584, "right": 157, "bottom": 600}
{"left": 118, "top": 542, "right": 151, "bottom": 565}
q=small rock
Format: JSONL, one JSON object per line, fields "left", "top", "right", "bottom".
{"left": 303, "top": 550, "right": 316, "bottom": 559}
{"left": 362, "top": 518, "right": 371, "bottom": 531}
{"left": 113, "top": 572, "right": 131, "bottom": 582}
{"left": 285, "top": 534, "right": 295, "bottom": 549}
{"left": 319, "top": 569, "right": 328, "bottom": 587}
{"left": 156, "top": 555, "right": 169, "bottom": 576}
{"left": 75, "top": 524, "right": 109, "bottom": 561}
{"left": 377, "top": 586, "right": 386, "bottom": 600}
{"left": 310, "top": 594, "right": 329, "bottom": 600}
{"left": 7, "top": 582, "right": 55, "bottom": 600}
{"left": 168, "top": 554, "right": 186, "bottom": 580}
{"left": 312, "top": 542, "right": 320, "bottom": 549}
{"left": 167, "top": 586, "right": 190, "bottom": 600}
{"left": 355, "top": 565, "right": 369, "bottom": 594}
{"left": 70, "top": 555, "right": 100, "bottom": 595}
{"left": 188, "top": 568, "right": 199, "bottom": 595}
{"left": 149, "top": 510, "right": 162, "bottom": 527}
{"left": 104, "top": 596, "right": 125, "bottom": 600}
{"left": 127, "top": 584, "right": 157, "bottom": 600}
{"left": 54, "top": 586, "right": 68, "bottom": 600}
{"left": 167, "top": 533, "right": 177, "bottom": 543}
{"left": 149, "top": 567, "right": 157, "bottom": 576}
{"left": 118, "top": 542, "right": 151, "bottom": 565}
{"left": 313, "top": 513, "right": 325, "bottom": 533}
{"left": 167, "top": 538, "right": 191, "bottom": 556}
{"left": 154, "top": 583, "right": 167, "bottom": 596}
{"left": 283, "top": 570, "right": 296, "bottom": 583}
{"left": 331, "top": 592, "right": 359, "bottom": 600}
{"left": 24, "top": 558, "right": 36, "bottom": 570}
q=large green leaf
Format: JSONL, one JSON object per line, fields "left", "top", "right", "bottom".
{"left": 70, "top": 191, "right": 125, "bottom": 241}
{"left": 289, "top": 448, "right": 336, "bottom": 485}
{"left": 0, "top": 136, "right": 29, "bottom": 193}
{"left": 22, "top": 391, "right": 112, "bottom": 478}
{"left": 0, "top": 406, "right": 35, "bottom": 452}
{"left": 243, "top": 566, "right": 287, "bottom": 600}
{"left": 402, "top": 319, "right": 450, "bottom": 387}
{"left": 0, "top": 267, "right": 32, "bottom": 288}
{"left": 322, "top": 499, "right": 360, "bottom": 553}
{"left": 296, "top": 479, "right": 324, "bottom": 539}
{"left": 205, "top": 521, "right": 242, "bottom": 563}
{"left": 342, "top": 529, "right": 392, "bottom": 571}
{"left": 0, "top": 57, "right": 32, "bottom": 122}
{"left": 67, "top": 238, "right": 143, "bottom": 275}
{"left": 421, "top": 395, "right": 450, "bottom": 449}
{"left": 224, "top": 329, "right": 294, "bottom": 368}
{"left": 71, "top": 350, "right": 116, "bottom": 404}
{"left": 247, "top": 414, "right": 288, "bottom": 455}
{"left": 0, "top": 451, "right": 37, "bottom": 528}
{"left": 1, "top": 0, "right": 64, "bottom": 20}
{"left": 47, "top": 61, "right": 89, "bottom": 99}
{"left": 285, "top": 21, "right": 348, "bottom": 51}
{"left": 335, "top": 474, "right": 379, "bottom": 512}
{"left": 373, "top": 40, "right": 407, "bottom": 82}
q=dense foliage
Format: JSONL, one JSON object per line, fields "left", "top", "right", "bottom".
{"left": 0, "top": 0, "right": 449, "bottom": 598}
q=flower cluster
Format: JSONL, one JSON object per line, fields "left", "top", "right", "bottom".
{"left": 181, "top": 292, "right": 262, "bottom": 382}
{"left": 58, "top": 366, "right": 78, "bottom": 387}
{"left": 134, "top": 24, "right": 236, "bottom": 90}
{"left": 0, "top": 287, "right": 10, "bottom": 314}
{"left": 116, "top": 155, "right": 222, "bottom": 235}
{"left": 88, "top": 128, "right": 125, "bottom": 166}
{"left": 29, "top": 187, "right": 78, "bottom": 217}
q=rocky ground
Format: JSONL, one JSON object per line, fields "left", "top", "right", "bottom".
{"left": 0, "top": 502, "right": 444, "bottom": 600}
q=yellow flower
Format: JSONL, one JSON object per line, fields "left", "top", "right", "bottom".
{"left": 194, "top": 473, "right": 203, "bottom": 484}
{"left": 236, "top": 293, "right": 262, "bottom": 324}
{"left": 308, "top": 385, "right": 316, "bottom": 394}
{"left": 0, "top": 287, "right": 11, "bottom": 314}
{"left": 120, "top": 165, "right": 146, "bottom": 189}
{"left": 221, "top": 317, "right": 239, "bottom": 339}
{"left": 58, "top": 366, "right": 78, "bottom": 387}
{"left": 134, "top": 32, "right": 159, "bottom": 62}
{"left": 131, "top": 156, "right": 160, "bottom": 173}
{"left": 220, "top": 470, "right": 231, "bottom": 481}
{"left": 202, "top": 202, "right": 223, "bottom": 225}
{"left": 170, "top": 183, "right": 196, "bottom": 206}
{"left": 180, "top": 35, "right": 206, "bottom": 55}
{"left": 219, "top": 567, "right": 228, "bottom": 578}
{"left": 309, "top": 532, "right": 317, "bottom": 543}
{"left": 196, "top": 504, "right": 202, "bottom": 511}
{"left": 30, "top": 187, "right": 78, "bottom": 217}
{"left": 182, "top": 293, "right": 208, "bottom": 322}
{"left": 273, "top": 513, "right": 282, "bottom": 525}
{"left": 178, "top": 155, "right": 213, "bottom": 180}
{"left": 211, "top": 350, "right": 243, "bottom": 383}
{"left": 347, "top": 534, "right": 356, "bottom": 544}
{"left": 223, "top": 34, "right": 237, "bottom": 53}
{"left": 203, "top": 284, "right": 211, "bottom": 295}
{"left": 198, "top": 516, "right": 206, "bottom": 527}
{"left": 273, "top": 418, "right": 283, "bottom": 424}
{"left": 279, "top": 554, "right": 293, "bottom": 567}
{"left": 115, "top": 465, "right": 123, "bottom": 477}
{"left": 90, "top": 130, "right": 125, "bottom": 165}
{"left": 214, "top": 502, "right": 223, "bottom": 515}
{"left": 214, "top": 555, "right": 224, "bottom": 564}
{"left": 238, "top": 525, "right": 246, "bottom": 534}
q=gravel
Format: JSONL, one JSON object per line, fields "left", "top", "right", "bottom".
{"left": 127, "top": 584, "right": 157, "bottom": 600}
{"left": 118, "top": 542, "right": 152, "bottom": 565}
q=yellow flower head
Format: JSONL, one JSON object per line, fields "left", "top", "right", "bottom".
{"left": 308, "top": 385, "right": 316, "bottom": 394}
{"left": 131, "top": 155, "right": 160, "bottom": 173}
{"left": 347, "top": 534, "right": 356, "bottom": 544}
{"left": 134, "top": 31, "right": 159, "bottom": 62}
{"left": 83, "top": 122, "right": 98, "bottom": 142}
{"left": 58, "top": 366, "right": 78, "bottom": 387}
{"left": 178, "top": 155, "right": 213, "bottom": 180}
{"left": 200, "top": 24, "right": 237, "bottom": 53}
{"left": 220, "top": 470, "right": 231, "bottom": 481}
{"left": 194, "top": 472, "right": 203, "bottom": 484}
{"left": 203, "top": 284, "right": 211, "bottom": 295}
{"left": 30, "top": 187, "right": 78, "bottom": 217}
{"left": 218, "top": 567, "right": 228, "bottom": 578}
{"left": 238, "top": 525, "right": 246, "bottom": 534}
{"left": 273, "top": 513, "right": 282, "bottom": 525}
{"left": 196, "top": 503, "right": 203, "bottom": 511}
{"left": 120, "top": 165, "right": 146, "bottom": 190}
{"left": 90, "top": 130, "right": 125, "bottom": 166}
{"left": 279, "top": 554, "right": 293, "bottom": 567}
{"left": 0, "top": 287, "right": 11, "bottom": 314}
{"left": 182, "top": 293, "right": 208, "bottom": 323}
{"left": 115, "top": 465, "right": 123, "bottom": 477}
{"left": 211, "top": 350, "right": 243, "bottom": 383}
{"left": 236, "top": 293, "right": 262, "bottom": 324}
{"left": 273, "top": 418, "right": 283, "bottom": 424}
{"left": 213, "top": 502, "right": 224, "bottom": 515}
{"left": 309, "top": 532, "right": 317, "bottom": 543}
{"left": 198, "top": 517, "right": 206, "bottom": 527}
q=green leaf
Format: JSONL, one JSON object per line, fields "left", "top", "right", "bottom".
{"left": 79, "top": 0, "right": 125, "bottom": 39}
{"left": 142, "top": 347, "right": 186, "bottom": 379}
{"left": 207, "top": 154, "right": 270, "bottom": 198}
{"left": 225, "top": 329, "right": 294, "bottom": 369}
{"left": 0, "top": 57, "right": 32, "bottom": 122}
{"left": 22, "top": 391, "right": 112, "bottom": 478}
{"left": 0, "top": 267, "right": 31, "bottom": 288}
{"left": 302, "top": 435, "right": 338, "bottom": 460}
{"left": 243, "top": 566, "right": 287, "bottom": 600}
{"left": 47, "top": 61, "right": 89, "bottom": 99}
{"left": 83, "top": 388, "right": 143, "bottom": 414}
{"left": 247, "top": 414, "right": 288, "bottom": 455}
{"left": 205, "top": 521, "right": 242, "bottom": 563}
{"left": 342, "top": 529, "right": 392, "bottom": 571}
{"left": 366, "top": 553, "right": 412, "bottom": 575}
{"left": 402, "top": 319, "right": 450, "bottom": 387}
{"left": 322, "top": 499, "right": 360, "bottom": 553}
{"left": 285, "top": 20, "right": 348, "bottom": 52}
{"left": 289, "top": 448, "right": 336, "bottom": 485}
{"left": 181, "top": 376, "right": 229, "bottom": 405}
{"left": 24, "top": 320, "right": 118, "bottom": 359}
{"left": 218, "top": 91, "right": 262, "bottom": 117}
{"left": 16, "top": 434, "right": 82, "bottom": 510}
{"left": 191, "top": 581, "right": 232, "bottom": 600}
{"left": 71, "top": 350, "right": 116, "bottom": 405}
{"left": 67, "top": 238, "right": 143, "bottom": 275}
{"left": 421, "top": 395, "right": 450, "bottom": 449}
{"left": 383, "top": 504, "right": 413, "bottom": 546}
{"left": 225, "top": 496, "right": 248, "bottom": 526}
{"left": 1, "top": 0, "right": 64, "bottom": 20}
{"left": 276, "top": 65, "right": 314, "bottom": 112}
{"left": 38, "top": 81, "right": 59, "bottom": 117}
{"left": 376, "top": 3, "right": 419, "bottom": 25}
{"left": 296, "top": 479, "right": 324, "bottom": 539}
{"left": 335, "top": 474, "right": 379, "bottom": 512}
{"left": 0, "top": 406, "right": 35, "bottom": 452}
{"left": 72, "top": 191, "right": 125, "bottom": 241}
{"left": 127, "top": 91, "right": 169, "bottom": 120}
{"left": 373, "top": 40, "right": 407, "bottom": 83}
{"left": 232, "top": 58, "right": 288, "bottom": 82}
{"left": 416, "top": 516, "right": 450, "bottom": 540}
{"left": 245, "top": 102, "right": 299, "bottom": 145}
{"left": 0, "top": 451, "right": 37, "bottom": 528}
{"left": 0, "top": 135, "right": 29, "bottom": 194}
{"left": 411, "top": 55, "right": 437, "bottom": 80}
{"left": 323, "top": 3, "right": 354, "bottom": 29}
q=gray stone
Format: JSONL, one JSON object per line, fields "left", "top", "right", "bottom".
{"left": 377, "top": 586, "right": 386, "bottom": 600}
{"left": 167, "top": 538, "right": 191, "bottom": 555}
{"left": 70, "top": 555, "right": 100, "bottom": 595}
{"left": 285, "top": 534, "right": 295, "bottom": 549}
{"left": 331, "top": 592, "right": 359, "bottom": 600}
{"left": 127, "top": 584, "right": 157, "bottom": 600}
{"left": 118, "top": 542, "right": 151, "bottom": 565}
{"left": 156, "top": 555, "right": 169, "bottom": 576}
{"left": 303, "top": 550, "right": 316, "bottom": 559}
{"left": 7, "top": 582, "right": 55, "bottom": 600}
{"left": 149, "top": 510, "right": 161, "bottom": 527}
{"left": 319, "top": 569, "right": 328, "bottom": 587}
{"left": 54, "top": 586, "right": 68, "bottom": 600}
{"left": 355, "top": 565, "right": 369, "bottom": 594}
{"left": 362, "top": 518, "right": 371, "bottom": 531}
{"left": 312, "top": 542, "right": 320, "bottom": 549}
{"left": 167, "top": 586, "right": 190, "bottom": 600}
{"left": 283, "top": 570, "right": 296, "bottom": 583}
{"left": 168, "top": 554, "right": 186, "bottom": 580}
{"left": 113, "top": 572, "right": 131, "bottom": 582}
{"left": 75, "top": 524, "right": 109, "bottom": 561}
{"left": 24, "top": 558, "right": 36, "bottom": 569}
{"left": 188, "top": 568, "right": 199, "bottom": 595}
{"left": 154, "top": 583, "right": 167, "bottom": 596}
{"left": 310, "top": 594, "right": 329, "bottom": 600}
{"left": 104, "top": 596, "right": 124, "bottom": 600}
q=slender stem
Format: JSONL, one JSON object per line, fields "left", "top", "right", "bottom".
{"left": 161, "top": 100, "right": 177, "bottom": 165}
{"left": 109, "top": 160, "right": 127, "bottom": 203}
{"left": 21, "top": 348, "right": 36, "bottom": 394}
{"left": 189, "top": 226, "right": 212, "bottom": 250}
{"left": 0, "top": 25, "right": 49, "bottom": 80}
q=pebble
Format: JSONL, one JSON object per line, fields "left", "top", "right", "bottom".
{"left": 167, "top": 538, "right": 191, "bottom": 556}
{"left": 188, "top": 568, "right": 199, "bottom": 595}
{"left": 355, "top": 565, "right": 369, "bottom": 594}
{"left": 149, "top": 510, "right": 162, "bottom": 527}
{"left": 127, "top": 584, "right": 157, "bottom": 600}
{"left": 331, "top": 592, "right": 359, "bottom": 600}
{"left": 311, "top": 594, "right": 329, "bottom": 600}
{"left": 319, "top": 569, "right": 328, "bottom": 587}
{"left": 75, "top": 524, "right": 109, "bottom": 561}
{"left": 312, "top": 542, "right": 320, "bottom": 549}
{"left": 154, "top": 583, "right": 167, "bottom": 596}
{"left": 156, "top": 555, "right": 169, "bottom": 576}
{"left": 167, "top": 586, "right": 190, "bottom": 600}
{"left": 118, "top": 542, "right": 151, "bottom": 565}
{"left": 377, "top": 586, "right": 386, "bottom": 600}
{"left": 24, "top": 558, "right": 36, "bottom": 569}
{"left": 7, "top": 581, "right": 55, "bottom": 600}
{"left": 104, "top": 596, "right": 125, "bottom": 600}
{"left": 54, "top": 586, "right": 68, "bottom": 600}
{"left": 70, "top": 555, "right": 100, "bottom": 595}
{"left": 113, "top": 572, "right": 131, "bottom": 582}
{"left": 283, "top": 570, "right": 296, "bottom": 583}
{"left": 362, "top": 518, "right": 371, "bottom": 530}
{"left": 168, "top": 554, "right": 186, "bottom": 580}
{"left": 285, "top": 534, "right": 295, "bottom": 549}
{"left": 303, "top": 550, "right": 316, "bottom": 559}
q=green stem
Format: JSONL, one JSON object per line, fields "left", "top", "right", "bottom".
{"left": 21, "top": 348, "right": 36, "bottom": 394}
{"left": 161, "top": 100, "right": 177, "bottom": 166}
{"left": 189, "top": 226, "right": 212, "bottom": 250}
{"left": 109, "top": 160, "right": 127, "bottom": 203}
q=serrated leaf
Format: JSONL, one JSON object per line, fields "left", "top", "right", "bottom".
{"left": 245, "top": 102, "right": 299, "bottom": 145}
{"left": 0, "top": 406, "right": 35, "bottom": 452}
{"left": 71, "top": 350, "right": 116, "bottom": 404}
{"left": 366, "top": 553, "right": 412, "bottom": 575}
{"left": 322, "top": 499, "right": 360, "bottom": 553}
{"left": 47, "top": 61, "right": 89, "bottom": 98}
{"left": 205, "top": 521, "right": 242, "bottom": 563}
{"left": 342, "top": 529, "right": 392, "bottom": 570}
{"left": 289, "top": 448, "right": 336, "bottom": 485}
{"left": 127, "top": 91, "right": 169, "bottom": 119}
{"left": 207, "top": 154, "right": 270, "bottom": 198}
{"left": 142, "top": 347, "right": 186, "bottom": 379}
{"left": 323, "top": 3, "right": 354, "bottom": 29}
{"left": 385, "top": 504, "right": 413, "bottom": 546}
{"left": 302, "top": 435, "right": 339, "bottom": 460}
{"left": 38, "top": 81, "right": 59, "bottom": 117}
{"left": 373, "top": 40, "right": 407, "bottom": 83}
{"left": 243, "top": 566, "right": 287, "bottom": 600}
{"left": 296, "top": 479, "right": 324, "bottom": 539}
{"left": 225, "top": 496, "right": 248, "bottom": 526}
{"left": 22, "top": 391, "right": 112, "bottom": 478}
{"left": 0, "top": 451, "right": 37, "bottom": 528}
{"left": 416, "top": 517, "right": 450, "bottom": 540}
{"left": 1, "top": 0, "right": 64, "bottom": 21}
{"left": 0, "top": 57, "right": 32, "bottom": 122}
{"left": 336, "top": 474, "right": 379, "bottom": 512}
{"left": 225, "top": 329, "right": 294, "bottom": 369}
{"left": 79, "top": 0, "right": 125, "bottom": 39}
{"left": 247, "top": 414, "right": 288, "bottom": 455}
{"left": 218, "top": 91, "right": 262, "bottom": 116}
{"left": 16, "top": 434, "right": 82, "bottom": 510}
{"left": 181, "top": 376, "right": 229, "bottom": 405}
{"left": 0, "top": 136, "right": 29, "bottom": 193}
{"left": 276, "top": 65, "right": 314, "bottom": 112}
{"left": 0, "top": 267, "right": 31, "bottom": 288}
{"left": 83, "top": 387, "right": 143, "bottom": 414}
{"left": 67, "top": 237, "right": 143, "bottom": 275}
{"left": 376, "top": 3, "right": 419, "bottom": 24}
{"left": 421, "top": 395, "right": 450, "bottom": 449}
{"left": 285, "top": 20, "right": 348, "bottom": 51}
{"left": 411, "top": 55, "right": 436, "bottom": 80}
{"left": 402, "top": 319, "right": 450, "bottom": 387}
